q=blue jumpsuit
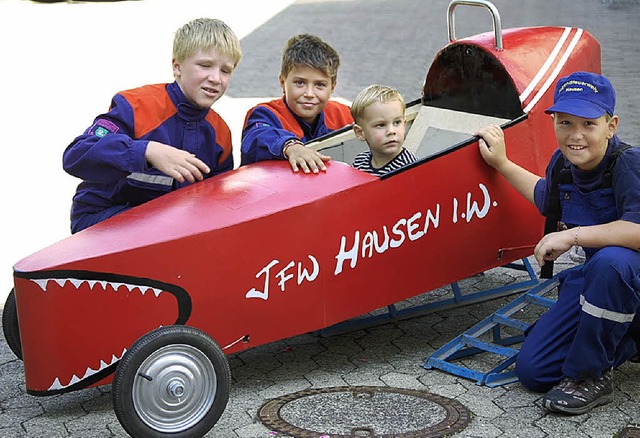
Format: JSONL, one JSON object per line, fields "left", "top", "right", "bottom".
{"left": 240, "top": 97, "right": 353, "bottom": 165}
{"left": 516, "top": 137, "right": 640, "bottom": 392}
{"left": 63, "top": 82, "right": 233, "bottom": 233}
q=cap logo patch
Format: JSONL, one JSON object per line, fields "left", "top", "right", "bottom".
{"left": 559, "top": 80, "right": 599, "bottom": 94}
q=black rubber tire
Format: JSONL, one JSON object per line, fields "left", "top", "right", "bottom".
{"left": 112, "top": 325, "right": 230, "bottom": 438}
{"left": 2, "top": 289, "right": 23, "bottom": 360}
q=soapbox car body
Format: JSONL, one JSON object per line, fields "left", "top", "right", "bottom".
{"left": 5, "top": 2, "right": 602, "bottom": 436}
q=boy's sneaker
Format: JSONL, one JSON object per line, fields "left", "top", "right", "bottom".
{"left": 542, "top": 369, "right": 613, "bottom": 415}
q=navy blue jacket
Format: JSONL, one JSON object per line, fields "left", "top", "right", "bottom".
{"left": 240, "top": 97, "right": 353, "bottom": 165}
{"left": 63, "top": 82, "right": 233, "bottom": 232}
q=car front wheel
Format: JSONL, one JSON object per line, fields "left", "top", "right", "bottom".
{"left": 112, "top": 325, "right": 230, "bottom": 438}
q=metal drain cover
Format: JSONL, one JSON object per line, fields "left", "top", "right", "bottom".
{"left": 258, "top": 386, "right": 471, "bottom": 437}
{"left": 617, "top": 426, "right": 640, "bottom": 438}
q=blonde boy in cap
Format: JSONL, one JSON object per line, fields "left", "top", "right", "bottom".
{"left": 476, "top": 71, "right": 640, "bottom": 415}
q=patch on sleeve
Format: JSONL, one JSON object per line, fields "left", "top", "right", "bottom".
{"left": 88, "top": 119, "right": 120, "bottom": 138}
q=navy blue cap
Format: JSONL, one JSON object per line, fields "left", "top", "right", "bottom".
{"left": 545, "top": 71, "right": 616, "bottom": 118}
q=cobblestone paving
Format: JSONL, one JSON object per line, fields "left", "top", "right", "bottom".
{"left": 2, "top": 255, "right": 640, "bottom": 437}
{"left": 3, "top": 0, "right": 640, "bottom": 437}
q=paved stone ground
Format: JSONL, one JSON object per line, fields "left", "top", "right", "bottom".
{"left": 3, "top": 0, "right": 640, "bottom": 437}
{"left": 2, "top": 254, "right": 640, "bottom": 437}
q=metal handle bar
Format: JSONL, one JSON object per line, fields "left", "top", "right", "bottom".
{"left": 447, "top": 0, "right": 503, "bottom": 51}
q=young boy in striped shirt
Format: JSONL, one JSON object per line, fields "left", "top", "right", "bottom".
{"left": 351, "top": 84, "right": 416, "bottom": 176}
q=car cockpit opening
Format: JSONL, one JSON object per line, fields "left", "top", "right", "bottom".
{"left": 309, "top": 42, "right": 527, "bottom": 176}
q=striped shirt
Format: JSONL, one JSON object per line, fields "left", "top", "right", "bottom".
{"left": 352, "top": 148, "right": 417, "bottom": 177}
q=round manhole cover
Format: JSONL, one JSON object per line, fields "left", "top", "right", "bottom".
{"left": 258, "top": 386, "right": 471, "bottom": 437}
{"left": 617, "top": 426, "right": 640, "bottom": 438}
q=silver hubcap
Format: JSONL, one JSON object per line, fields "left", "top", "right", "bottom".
{"left": 132, "top": 344, "right": 217, "bottom": 433}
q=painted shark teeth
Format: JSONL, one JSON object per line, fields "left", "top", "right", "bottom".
{"left": 31, "top": 278, "right": 163, "bottom": 297}
{"left": 30, "top": 277, "right": 166, "bottom": 391}
{"left": 48, "top": 348, "right": 127, "bottom": 391}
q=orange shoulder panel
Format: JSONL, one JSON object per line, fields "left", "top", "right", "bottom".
{"left": 119, "top": 84, "right": 176, "bottom": 138}
{"left": 205, "top": 110, "right": 233, "bottom": 164}
{"left": 324, "top": 100, "right": 354, "bottom": 130}
{"left": 245, "top": 98, "right": 352, "bottom": 139}
{"left": 249, "top": 98, "right": 305, "bottom": 138}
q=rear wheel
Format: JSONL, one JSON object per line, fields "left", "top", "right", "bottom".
{"left": 2, "top": 289, "right": 22, "bottom": 360}
{"left": 112, "top": 325, "right": 230, "bottom": 438}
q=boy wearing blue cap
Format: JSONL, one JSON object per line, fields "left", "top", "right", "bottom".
{"left": 476, "top": 71, "right": 640, "bottom": 415}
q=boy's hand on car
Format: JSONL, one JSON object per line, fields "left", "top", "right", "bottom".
{"left": 284, "top": 142, "right": 331, "bottom": 174}
{"left": 476, "top": 125, "right": 509, "bottom": 171}
{"left": 145, "top": 141, "right": 210, "bottom": 183}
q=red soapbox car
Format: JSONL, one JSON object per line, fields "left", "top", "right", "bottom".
{"left": 4, "top": 1, "right": 602, "bottom": 436}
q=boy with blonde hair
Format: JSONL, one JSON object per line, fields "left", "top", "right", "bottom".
{"left": 351, "top": 84, "right": 416, "bottom": 176}
{"left": 241, "top": 34, "right": 353, "bottom": 174}
{"left": 64, "top": 18, "right": 242, "bottom": 233}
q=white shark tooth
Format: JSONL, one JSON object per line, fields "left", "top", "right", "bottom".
{"left": 111, "top": 282, "right": 124, "bottom": 292}
{"left": 68, "top": 375, "right": 80, "bottom": 386}
{"left": 48, "top": 377, "right": 63, "bottom": 391}
{"left": 32, "top": 279, "right": 50, "bottom": 291}
{"left": 121, "top": 348, "right": 127, "bottom": 358}
{"left": 87, "top": 280, "right": 97, "bottom": 290}
{"left": 82, "top": 366, "right": 98, "bottom": 379}
{"left": 97, "top": 281, "right": 108, "bottom": 290}
{"left": 110, "top": 354, "right": 119, "bottom": 365}
{"left": 125, "top": 284, "right": 137, "bottom": 292}
{"left": 152, "top": 288, "right": 162, "bottom": 298}
{"left": 54, "top": 279, "right": 68, "bottom": 288}
{"left": 99, "top": 360, "right": 109, "bottom": 370}
{"left": 70, "top": 279, "right": 84, "bottom": 289}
